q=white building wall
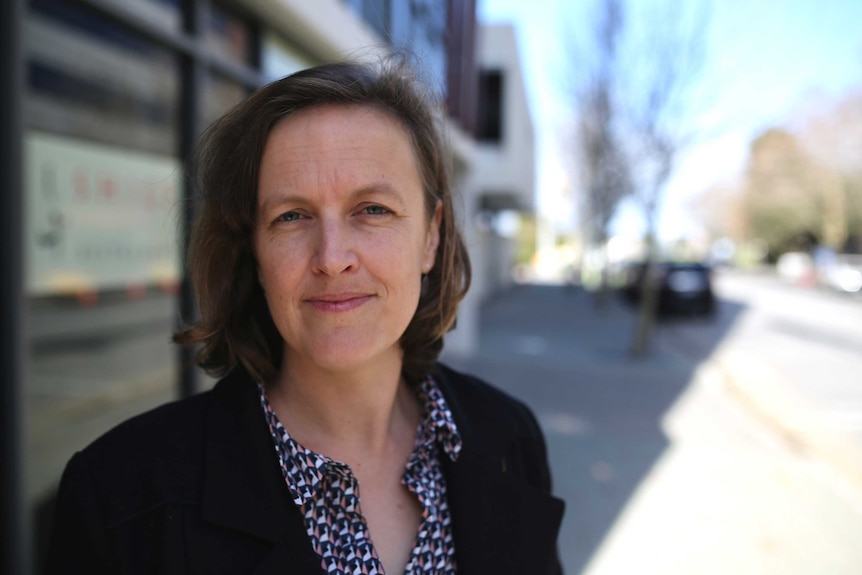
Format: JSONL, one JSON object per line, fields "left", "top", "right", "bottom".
{"left": 240, "top": 0, "right": 386, "bottom": 61}
{"left": 438, "top": 127, "right": 480, "bottom": 358}
{"left": 473, "top": 25, "right": 535, "bottom": 214}
{"left": 466, "top": 24, "right": 535, "bottom": 301}
{"left": 445, "top": 24, "right": 535, "bottom": 357}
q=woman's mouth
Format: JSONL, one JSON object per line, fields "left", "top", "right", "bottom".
{"left": 305, "top": 294, "right": 373, "bottom": 313}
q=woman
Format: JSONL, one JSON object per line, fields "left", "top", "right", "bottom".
{"left": 45, "top": 59, "right": 564, "bottom": 575}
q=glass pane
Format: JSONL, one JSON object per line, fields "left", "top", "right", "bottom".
{"left": 25, "top": 3, "right": 179, "bottom": 155}
{"left": 31, "top": 0, "right": 182, "bottom": 33}
{"left": 206, "top": 2, "right": 253, "bottom": 65}
{"left": 390, "top": 0, "right": 447, "bottom": 94}
{"left": 24, "top": 0, "right": 182, "bottom": 562}
{"left": 203, "top": 72, "right": 248, "bottom": 129}
{"left": 362, "top": 0, "right": 390, "bottom": 39}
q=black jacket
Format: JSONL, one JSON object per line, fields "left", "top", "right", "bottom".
{"left": 44, "top": 363, "right": 565, "bottom": 574}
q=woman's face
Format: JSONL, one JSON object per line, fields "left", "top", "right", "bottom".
{"left": 255, "top": 104, "right": 441, "bottom": 376}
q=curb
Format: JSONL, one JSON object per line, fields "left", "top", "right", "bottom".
{"left": 709, "top": 348, "right": 862, "bottom": 491}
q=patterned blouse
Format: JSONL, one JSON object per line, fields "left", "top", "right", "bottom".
{"left": 257, "top": 376, "right": 462, "bottom": 574}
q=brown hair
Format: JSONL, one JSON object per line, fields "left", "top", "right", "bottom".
{"left": 175, "top": 58, "right": 471, "bottom": 386}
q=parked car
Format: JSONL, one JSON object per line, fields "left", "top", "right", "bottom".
{"left": 776, "top": 251, "right": 815, "bottom": 285}
{"left": 622, "top": 261, "right": 715, "bottom": 317}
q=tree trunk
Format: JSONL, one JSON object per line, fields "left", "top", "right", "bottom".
{"left": 593, "top": 238, "right": 611, "bottom": 309}
{"left": 631, "top": 233, "right": 659, "bottom": 357}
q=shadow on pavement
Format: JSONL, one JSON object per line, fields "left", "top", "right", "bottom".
{"left": 444, "top": 283, "right": 746, "bottom": 574}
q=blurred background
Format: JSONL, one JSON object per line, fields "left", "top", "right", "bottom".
{"left": 2, "top": 0, "right": 862, "bottom": 573}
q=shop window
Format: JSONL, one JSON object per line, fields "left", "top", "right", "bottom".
{"left": 26, "top": 0, "right": 179, "bottom": 155}
{"left": 206, "top": 2, "right": 253, "bottom": 65}
{"left": 31, "top": 0, "right": 182, "bottom": 34}
{"left": 24, "top": 0, "right": 182, "bottom": 563}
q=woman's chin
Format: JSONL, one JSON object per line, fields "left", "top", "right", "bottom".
{"left": 285, "top": 339, "right": 403, "bottom": 376}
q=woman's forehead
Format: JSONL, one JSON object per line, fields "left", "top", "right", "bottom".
{"left": 270, "top": 103, "right": 409, "bottom": 142}
{"left": 257, "top": 104, "right": 425, "bottom": 205}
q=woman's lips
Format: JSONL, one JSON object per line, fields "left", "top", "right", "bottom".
{"left": 305, "top": 294, "right": 373, "bottom": 313}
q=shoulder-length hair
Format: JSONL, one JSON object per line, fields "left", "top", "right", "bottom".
{"left": 175, "top": 57, "right": 471, "bottom": 386}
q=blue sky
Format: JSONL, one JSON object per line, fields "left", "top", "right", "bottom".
{"left": 478, "top": 0, "right": 862, "bottom": 243}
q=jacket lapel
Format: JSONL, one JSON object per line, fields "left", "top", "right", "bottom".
{"left": 201, "top": 369, "right": 323, "bottom": 575}
{"left": 436, "top": 366, "right": 565, "bottom": 574}
{"left": 443, "top": 450, "right": 565, "bottom": 574}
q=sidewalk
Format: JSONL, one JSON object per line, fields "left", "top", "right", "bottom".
{"left": 702, "top": 270, "right": 862, "bottom": 491}
{"left": 710, "top": 346, "right": 862, "bottom": 490}
{"left": 444, "top": 285, "right": 715, "bottom": 573}
{"left": 447, "top": 283, "right": 862, "bottom": 484}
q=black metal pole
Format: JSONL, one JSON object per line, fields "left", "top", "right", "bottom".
{"left": 1, "top": 0, "right": 30, "bottom": 572}
{"left": 177, "top": 0, "right": 209, "bottom": 398}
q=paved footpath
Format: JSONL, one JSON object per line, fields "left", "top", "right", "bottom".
{"left": 704, "top": 272, "right": 862, "bottom": 492}
{"left": 442, "top": 283, "right": 862, "bottom": 575}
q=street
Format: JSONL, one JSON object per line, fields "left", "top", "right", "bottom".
{"left": 444, "top": 269, "right": 862, "bottom": 574}
{"left": 662, "top": 270, "right": 862, "bottom": 488}
{"left": 661, "top": 270, "right": 862, "bottom": 417}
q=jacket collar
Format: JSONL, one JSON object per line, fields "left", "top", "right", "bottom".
{"left": 199, "top": 365, "right": 563, "bottom": 575}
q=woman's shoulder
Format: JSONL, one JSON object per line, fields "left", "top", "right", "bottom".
{"left": 78, "top": 386, "right": 212, "bottom": 465}
{"left": 434, "top": 362, "right": 520, "bottom": 402}
{"left": 433, "top": 362, "right": 543, "bottom": 439}
{"left": 432, "top": 362, "right": 557, "bottom": 497}
{"left": 54, "top": 372, "right": 258, "bottom": 529}
{"left": 75, "top": 369, "right": 252, "bottom": 465}
{"left": 69, "top": 373, "right": 254, "bottom": 488}
{"left": 63, "top": 389, "right": 211, "bottom": 508}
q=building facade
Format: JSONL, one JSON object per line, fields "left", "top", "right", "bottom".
{"left": 440, "top": 23, "right": 536, "bottom": 358}
{"left": 470, "top": 24, "right": 536, "bottom": 299}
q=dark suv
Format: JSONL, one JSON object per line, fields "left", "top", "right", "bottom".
{"left": 623, "top": 261, "right": 715, "bottom": 317}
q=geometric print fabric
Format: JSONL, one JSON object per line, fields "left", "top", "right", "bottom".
{"left": 258, "top": 376, "right": 462, "bottom": 574}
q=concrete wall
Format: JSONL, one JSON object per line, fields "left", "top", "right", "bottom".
{"left": 240, "top": 0, "right": 386, "bottom": 61}
{"left": 463, "top": 24, "right": 535, "bottom": 301}
{"left": 473, "top": 24, "right": 535, "bottom": 214}
{"left": 444, "top": 24, "right": 536, "bottom": 357}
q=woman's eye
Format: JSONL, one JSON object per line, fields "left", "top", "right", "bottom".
{"left": 362, "top": 205, "right": 390, "bottom": 216}
{"left": 276, "top": 211, "right": 303, "bottom": 222}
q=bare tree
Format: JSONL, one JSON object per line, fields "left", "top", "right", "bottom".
{"left": 570, "top": 0, "right": 710, "bottom": 355}
{"left": 575, "top": 0, "right": 632, "bottom": 303}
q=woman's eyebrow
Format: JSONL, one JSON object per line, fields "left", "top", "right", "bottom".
{"left": 348, "top": 182, "right": 406, "bottom": 205}
{"left": 259, "top": 193, "right": 307, "bottom": 214}
{"left": 260, "top": 182, "right": 407, "bottom": 212}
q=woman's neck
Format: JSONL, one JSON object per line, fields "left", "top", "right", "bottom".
{"left": 265, "top": 353, "right": 420, "bottom": 464}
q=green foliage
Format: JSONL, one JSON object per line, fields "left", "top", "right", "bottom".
{"left": 734, "top": 93, "right": 862, "bottom": 256}
{"left": 514, "top": 215, "right": 537, "bottom": 266}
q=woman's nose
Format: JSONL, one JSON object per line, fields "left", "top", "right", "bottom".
{"left": 312, "top": 219, "right": 358, "bottom": 276}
